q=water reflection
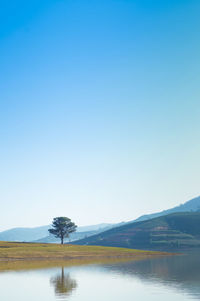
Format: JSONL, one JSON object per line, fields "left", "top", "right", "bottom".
{"left": 50, "top": 267, "right": 77, "bottom": 299}
{"left": 101, "top": 252, "right": 200, "bottom": 298}
{"left": 1, "top": 254, "right": 200, "bottom": 301}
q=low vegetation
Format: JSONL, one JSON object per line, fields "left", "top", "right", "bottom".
{"left": 0, "top": 241, "right": 169, "bottom": 263}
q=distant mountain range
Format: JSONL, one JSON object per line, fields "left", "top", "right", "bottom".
{"left": 0, "top": 223, "right": 116, "bottom": 243}
{"left": 0, "top": 225, "right": 50, "bottom": 242}
{"left": 135, "top": 196, "right": 200, "bottom": 222}
{"left": 0, "top": 195, "right": 200, "bottom": 248}
{"left": 34, "top": 223, "right": 121, "bottom": 243}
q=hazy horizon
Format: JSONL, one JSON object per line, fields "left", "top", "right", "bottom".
{"left": 1, "top": 1, "right": 200, "bottom": 231}
{"left": 1, "top": 194, "right": 199, "bottom": 232}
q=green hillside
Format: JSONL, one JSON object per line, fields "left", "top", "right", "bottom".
{"left": 74, "top": 212, "right": 200, "bottom": 251}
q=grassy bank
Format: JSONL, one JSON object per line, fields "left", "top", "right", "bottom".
{"left": 0, "top": 241, "right": 170, "bottom": 263}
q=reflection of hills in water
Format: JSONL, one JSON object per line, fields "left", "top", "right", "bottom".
{"left": 50, "top": 267, "right": 77, "bottom": 299}
{"left": 101, "top": 252, "right": 200, "bottom": 298}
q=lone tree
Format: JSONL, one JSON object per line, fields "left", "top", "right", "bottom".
{"left": 48, "top": 217, "right": 77, "bottom": 244}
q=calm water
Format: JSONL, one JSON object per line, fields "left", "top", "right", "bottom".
{"left": 1, "top": 252, "right": 200, "bottom": 300}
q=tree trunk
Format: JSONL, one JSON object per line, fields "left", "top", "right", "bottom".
{"left": 61, "top": 236, "right": 64, "bottom": 245}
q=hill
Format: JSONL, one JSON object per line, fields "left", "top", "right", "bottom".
{"left": 74, "top": 212, "right": 200, "bottom": 251}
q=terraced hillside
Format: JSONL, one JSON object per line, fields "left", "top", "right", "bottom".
{"left": 74, "top": 212, "right": 200, "bottom": 251}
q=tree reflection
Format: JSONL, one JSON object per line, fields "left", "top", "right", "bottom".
{"left": 50, "top": 267, "right": 77, "bottom": 299}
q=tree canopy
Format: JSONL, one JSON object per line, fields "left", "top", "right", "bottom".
{"left": 48, "top": 217, "right": 77, "bottom": 244}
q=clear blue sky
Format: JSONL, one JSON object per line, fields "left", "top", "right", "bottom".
{"left": 0, "top": 0, "right": 200, "bottom": 230}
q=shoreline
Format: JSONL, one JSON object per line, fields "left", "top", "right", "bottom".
{"left": 0, "top": 252, "right": 171, "bottom": 262}
{"left": 0, "top": 241, "right": 173, "bottom": 264}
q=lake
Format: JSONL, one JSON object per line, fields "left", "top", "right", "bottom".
{"left": 0, "top": 252, "right": 200, "bottom": 300}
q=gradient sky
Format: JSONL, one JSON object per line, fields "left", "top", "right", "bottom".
{"left": 0, "top": 0, "right": 200, "bottom": 230}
